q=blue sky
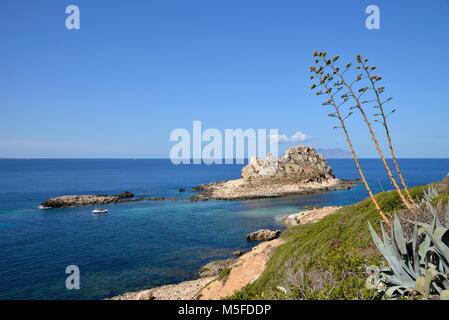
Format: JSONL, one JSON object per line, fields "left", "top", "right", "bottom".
{"left": 0, "top": 0, "right": 448, "bottom": 158}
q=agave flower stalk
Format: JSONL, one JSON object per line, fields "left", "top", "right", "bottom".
{"left": 309, "top": 55, "right": 390, "bottom": 225}
{"left": 358, "top": 57, "right": 416, "bottom": 207}
{"left": 316, "top": 53, "right": 412, "bottom": 209}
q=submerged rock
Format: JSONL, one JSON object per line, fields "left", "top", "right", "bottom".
{"left": 40, "top": 191, "right": 135, "bottom": 209}
{"left": 246, "top": 229, "right": 280, "bottom": 241}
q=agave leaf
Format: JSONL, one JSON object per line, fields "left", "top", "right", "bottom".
{"left": 441, "top": 277, "right": 449, "bottom": 290}
{"left": 431, "top": 209, "right": 438, "bottom": 231}
{"left": 445, "top": 200, "right": 449, "bottom": 228}
{"left": 425, "top": 267, "right": 446, "bottom": 294}
{"left": 419, "top": 229, "right": 432, "bottom": 264}
{"left": 412, "top": 220, "right": 420, "bottom": 277}
{"left": 383, "top": 286, "right": 406, "bottom": 300}
{"left": 380, "top": 221, "right": 391, "bottom": 244}
{"left": 365, "top": 275, "right": 377, "bottom": 290}
{"left": 424, "top": 226, "right": 449, "bottom": 266}
{"left": 391, "top": 219, "right": 416, "bottom": 278}
{"left": 427, "top": 202, "right": 442, "bottom": 228}
{"left": 368, "top": 222, "right": 415, "bottom": 287}
{"left": 390, "top": 220, "right": 403, "bottom": 261}
{"left": 426, "top": 247, "right": 449, "bottom": 272}
{"left": 434, "top": 226, "right": 449, "bottom": 247}
{"left": 393, "top": 215, "right": 408, "bottom": 256}
{"left": 441, "top": 290, "right": 449, "bottom": 300}
{"left": 416, "top": 276, "right": 428, "bottom": 297}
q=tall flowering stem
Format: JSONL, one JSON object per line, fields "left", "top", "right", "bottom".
{"left": 312, "top": 52, "right": 412, "bottom": 210}
{"left": 309, "top": 52, "right": 390, "bottom": 225}
{"left": 357, "top": 57, "right": 416, "bottom": 207}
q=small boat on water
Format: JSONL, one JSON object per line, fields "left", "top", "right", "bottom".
{"left": 92, "top": 208, "right": 108, "bottom": 214}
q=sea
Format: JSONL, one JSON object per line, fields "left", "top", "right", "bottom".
{"left": 0, "top": 158, "right": 448, "bottom": 299}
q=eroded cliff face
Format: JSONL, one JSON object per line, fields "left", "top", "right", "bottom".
{"left": 241, "top": 145, "right": 335, "bottom": 182}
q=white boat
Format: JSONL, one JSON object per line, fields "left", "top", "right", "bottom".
{"left": 92, "top": 208, "right": 108, "bottom": 214}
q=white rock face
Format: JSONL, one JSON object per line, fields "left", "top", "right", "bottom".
{"left": 241, "top": 145, "right": 335, "bottom": 182}
{"left": 244, "top": 153, "right": 279, "bottom": 179}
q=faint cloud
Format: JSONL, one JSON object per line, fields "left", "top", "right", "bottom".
{"left": 268, "top": 134, "right": 290, "bottom": 144}
{"left": 290, "top": 131, "right": 309, "bottom": 142}
{"left": 268, "top": 131, "right": 310, "bottom": 144}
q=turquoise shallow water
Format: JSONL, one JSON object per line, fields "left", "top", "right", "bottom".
{"left": 0, "top": 159, "right": 448, "bottom": 299}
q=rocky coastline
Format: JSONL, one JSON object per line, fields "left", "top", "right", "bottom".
{"left": 192, "top": 145, "right": 356, "bottom": 201}
{"left": 39, "top": 192, "right": 183, "bottom": 209}
{"left": 39, "top": 191, "right": 136, "bottom": 209}
{"left": 109, "top": 205, "right": 340, "bottom": 300}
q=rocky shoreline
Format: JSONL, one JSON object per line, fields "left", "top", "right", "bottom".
{"left": 192, "top": 178, "right": 354, "bottom": 201}
{"left": 39, "top": 192, "right": 182, "bottom": 209}
{"left": 109, "top": 205, "right": 341, "bottom": 300}
{"left": 192, "top": 146, "right": 357, "bottom": 201}
{"left": 40, "top": 191, "right": 136, "bottom": 209}
{"left": 282, "top": 206, "right": 341, "bottom": 226}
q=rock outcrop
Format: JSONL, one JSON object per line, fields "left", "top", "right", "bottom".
{"left": 282, "top": 206, "right": 341, "bottom": 226}
{"left": 241, "top": 146, "right": 335, "bottom": 182}
{"left": 246, "top": 229, "right": 280, "bottom": 241}
{"left": 199, "top": 259, "right": 234, "bottom": 278}
{"left": 192, "top": 145, "right": 355, "bottom": 200}
{"left": 110, "top": 277, "right": 214, "bottom": 300}
{"left": 40, "top": 191, "right": 135, "bottom": 209}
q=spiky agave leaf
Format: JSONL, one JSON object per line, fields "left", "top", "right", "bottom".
{"left": 441, "top": 290, "right": 449, "bottom": 300}
{"left": 393, "top": 215, "right": 407, "bottom": 256}
{"left": 368, "top": 222, "right": 415, "bottom": 287}
{"left": 412, "top": 219, "right": 420, "bottom": 277}
{"left": 390, "top": 217, "right": 416, "bottom": 280}
{"left": 445, "top": 200, "right": 449, "bottom": 228}
{"left": 367, "top": 187, "right": 449, "bottom": 300}
{"left": 383, "top": 286, "right": 408, "bottom": 300}
{"left": 423, "top": 226, "right": 449, "bottom": 268}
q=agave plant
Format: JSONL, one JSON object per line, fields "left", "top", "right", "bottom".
{"left": 421, "top": 186, "right": 439, "bottom": 204}
{"left": 366, "top": 193, "right": 449, "bottom": 300}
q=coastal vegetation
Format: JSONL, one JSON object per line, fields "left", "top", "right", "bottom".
{"left": 301, "top": 51, "right": 449, "bottom": 300}
{"left": 232, "top": 184, "right": 449, "bottom": 300}
{"left": 366, "top": 187, "right": 449, "bottom": 299}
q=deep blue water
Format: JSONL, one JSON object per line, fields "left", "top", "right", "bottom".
{"left": 0, "top": 159, "right": 448, "bottom": 299}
